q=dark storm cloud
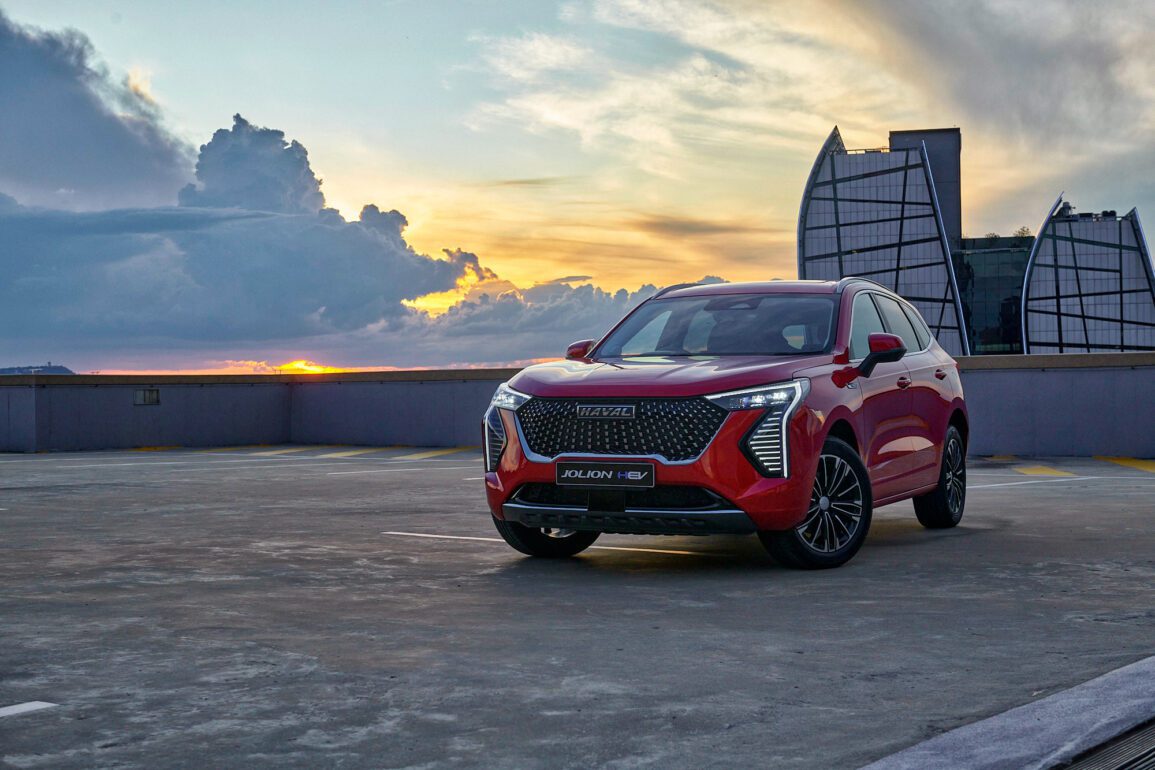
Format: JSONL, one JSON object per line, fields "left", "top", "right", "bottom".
{"left": 179, "top": 115, "right": 325, "bottom": 214}
{"left": 0, "top": 104, "right": 689, "bottom": 367}
{"left": 0, "top": 196, "right": 481, "bottom": 343}
{"left": 0, "top": 10, "right": 193, "bottom": 209}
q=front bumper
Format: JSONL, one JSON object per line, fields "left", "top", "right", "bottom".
{"left": 485, "top": 406, "right": 821, "bottom": 533}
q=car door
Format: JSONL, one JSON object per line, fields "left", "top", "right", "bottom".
{"left": 847, "top": 291, "right": 914, "bottom": 496}
{"left": 873, "top": 294, "right": 940, "bottom": 488}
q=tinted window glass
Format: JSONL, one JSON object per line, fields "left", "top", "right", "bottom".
{"left": 849, "top": 293, "right": 886, "bottom": 360}
{"left": 900, "top": 302, "right": 931, "bottom": 349}
{"left": 874, "top": 295, "right": 920, "bottom": 351}
{"left": 598, "top": 294, "right": 835, "bottom": 357}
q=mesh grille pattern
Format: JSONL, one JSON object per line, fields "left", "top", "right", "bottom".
{"left": 516, "top": 398, "right": 727, "bottom": 461}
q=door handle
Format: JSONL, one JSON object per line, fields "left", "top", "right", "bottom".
{"left": 896, "top": 377, "right": 912, "bottom": 389}
{"left": 934, "top": 369, "right": 947, "bottom": 380}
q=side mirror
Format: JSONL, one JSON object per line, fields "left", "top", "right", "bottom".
{"left": 858, "top": 333, "right": 906, "bottom": 378}
{"left": 565, "top": 339, "right": 595, "bottom": 360}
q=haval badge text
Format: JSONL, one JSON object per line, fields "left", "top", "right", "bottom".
{"left": 481, "top": 278, "right": 968, "bottom": 569}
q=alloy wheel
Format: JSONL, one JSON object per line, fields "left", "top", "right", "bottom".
{"left": 943, "top": 437, "right": 966, "bottom": 514}
{"left": 796, "top": 453, "right": 864, "bottom": 553}
{"left": 542, "top": 528, "right": 577, "bottom": 539}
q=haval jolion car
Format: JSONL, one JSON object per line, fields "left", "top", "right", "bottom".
{"left": 482, "top": 278, "right": 968, "bottom": 569}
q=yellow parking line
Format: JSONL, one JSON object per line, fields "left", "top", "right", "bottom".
{"left": 197, "top": 445, "right": 273, "bottom": 453}
{"left": 391, "top": 447, "right": 474, "bottom": 461}
{"left": 989, "top": 455, "right": 1018, "bottom": 461}
{"left": 1013, "top": 465, "right": 1076, "bottom": 477}
{"left": 132, "top": 446, "right": 181, "bottom": 452}
{"left": 1096, "top": 456, "right": 1155, "bottom": 474}
{"left": 248, "top": 446, "right": 340, "bottom": 456}
{"left": 316, "top": 447, "right": 404, "bottom": 458}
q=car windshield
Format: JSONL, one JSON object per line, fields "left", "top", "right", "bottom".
{"left": 597, "top": 293, "right": 836, "bottom": 357}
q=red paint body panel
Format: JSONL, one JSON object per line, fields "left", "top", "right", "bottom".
{"left": 485, "top": 280, "right": 967, "bottom": 533}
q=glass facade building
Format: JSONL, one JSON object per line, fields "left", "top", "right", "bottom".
{"left": 797, "top": 127, "right": 970, "bottom": 356}
{"left": 1022, "top": 198, "right": 1155, "bottom": 353}
{"left": 797, "top": 127, "right": 1155, "bottom": 356}
{"left": 953, "top": 236, "right": 1034, "bottom": 355}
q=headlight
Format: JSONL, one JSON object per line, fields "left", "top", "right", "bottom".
{"left": 484, "top": 383, "right": 531, "bottom": 472}
{"left": 491, "top": 382, "right": 531, "bottom": 411}
{"left": 705, "top": 380, "right": 809, "bottom": 411}
{"left": 707, "top": 380, "right": 809, "bottom": 477}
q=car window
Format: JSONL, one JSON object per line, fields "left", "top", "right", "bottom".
{"left": 900, "top": 302, "right": 931, "bottom": 350}
{"left": 597, "top": 294, "right": 835, "bottom": 357}
{"left": 849, "top": 293, "right": 886, "bottom": 360}
{"left": 874, "top": 295, "right": 921, "bottom": 352}
{"left": 618, "top": 310, "right": 671, "bottom": 356}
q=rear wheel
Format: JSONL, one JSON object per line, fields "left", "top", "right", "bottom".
{"left": 491, "top": 516, "right": 600, "bottom": 557}
{"left": 759, "top": 437, "right": 873, "bottom": 569}
{"left": 913, "top": 426, "right": 966, "bottom": 529}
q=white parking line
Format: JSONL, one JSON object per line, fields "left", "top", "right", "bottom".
{"left": 462, "top": 477, "right": 484, "bottom": 481}
{"left": 0, "top": 701, "right": 57, "bottom": 718}
{"left": 329, "top": 466, "right": 475, "bottom": 476}
{"left": 381, "top": 530, "right": 698, "bottom": 556}
{"left": 968, "top": 476, "right": 1096, "bottom": 489}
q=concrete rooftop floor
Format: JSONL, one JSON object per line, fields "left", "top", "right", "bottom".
{"left": 1, "top": 447, "right": 1154, "bottom": 768}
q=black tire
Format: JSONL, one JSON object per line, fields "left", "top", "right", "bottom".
{"left": 491, "top": 516, "right": 600, "bottom": 557}
{"left": 759, "top": 437, "right": 873, "bottom": 569}
{"left": 914, "top": 426, "right": 966, "bottom": 529}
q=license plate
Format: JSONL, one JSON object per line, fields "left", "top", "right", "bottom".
{"left": 555, "top": 461, "right": 655, "bottom": 488}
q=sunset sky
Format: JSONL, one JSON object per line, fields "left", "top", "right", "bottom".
{"left": 1, "top": 1, "right": 1152, "bottom": 372}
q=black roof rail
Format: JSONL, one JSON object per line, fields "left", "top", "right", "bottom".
{"left": 835, "top": 276, "right": 889, "bottom": 293}
{"left": 651, "top": 282, "right": 702, "bottom": 299}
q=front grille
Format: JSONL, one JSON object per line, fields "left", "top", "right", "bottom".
{"left": 516, "top": 398, "right": 727, "bottom": 462}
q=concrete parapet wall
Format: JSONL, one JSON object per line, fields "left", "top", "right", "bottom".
{"left": 1, "top": 356, "right": 1152, "bottom": 456}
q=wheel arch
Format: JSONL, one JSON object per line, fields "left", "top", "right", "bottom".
{"left": 824, "top": 417, "right": 859, "bottom": 455}
{"left": 948, "top": 408, "right": 968, "bottom": 450}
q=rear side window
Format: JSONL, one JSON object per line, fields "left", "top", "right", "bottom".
{"left": 900, "top": 302, "right": 931, "bottom": 350}
{"left": 849, "top": 293, "right": 886, "bottom": 360}
{"left": 874, "top": 295, "right": 921, "bottom": 352}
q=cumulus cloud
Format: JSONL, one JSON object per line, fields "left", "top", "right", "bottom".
{"left": 0, "top": 103, "right": 701, "bottom": 370}
{"left": 0, "top": 9, "right": 192, "bottom": 209}
{"left": 179, "top": 115, "right": 325, "bottom": 214}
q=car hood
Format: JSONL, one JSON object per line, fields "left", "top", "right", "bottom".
{"left": 508, "top": 355, "right": 825, "bottom": 399}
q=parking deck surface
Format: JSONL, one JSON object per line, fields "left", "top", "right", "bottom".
{"left": 1, "top": 447, "right": 1154, "bottom": 768}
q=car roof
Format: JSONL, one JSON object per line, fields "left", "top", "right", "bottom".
{"left": 658, "top": 280, "right": 841, "bottom": 299}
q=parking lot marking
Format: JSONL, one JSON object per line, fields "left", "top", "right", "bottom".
{"left": 1013, "top": 465, "right": 1076, "bottom": 477}
{"left": 969, "top": 476, "right": 1095, "bottom": 489}
{"left": 0, "top": 701, "right": 57, "bottom": 718}
{"left": 391, "top": 447, "right": 474, "bottom": 461}
{"left": 196, "top": 445, "right": 274, "bottom": 453}
{"left": 462, "top": 477, "right": 484, "bottom": 481}
{"left": 1097, "top": 456, "right": 1155, "bottom": 474}
{"left": 316, "top": 447, "right": 403, "bottom": 458}
{"left": 989, "top": 455, "right": 1018, "bottom": 461}
{"left": 248, "top": 446, "right": 339, "bottom": 456}
{"left": 381, "top": 531, "right": 699, "bottom": 556}
{"left": 328, "top": 465, "right": 475, "bottom": 476}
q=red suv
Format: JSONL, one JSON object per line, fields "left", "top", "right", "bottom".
{"left": 482, "top": 278, "right": 968, "bottom": 569}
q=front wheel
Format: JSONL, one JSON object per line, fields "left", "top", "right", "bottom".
{"left": 759, "top": 437, "right": 873, "bottom": 569}
{"left": 491, "top": 516, "right": 600, "bottom": 557}
{"left": 913, "top": 426, "right": 966, "bottom": 529}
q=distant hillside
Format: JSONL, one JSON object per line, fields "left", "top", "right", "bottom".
{"left": 0, "top": 363, "right": 75, "bottom": 375}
